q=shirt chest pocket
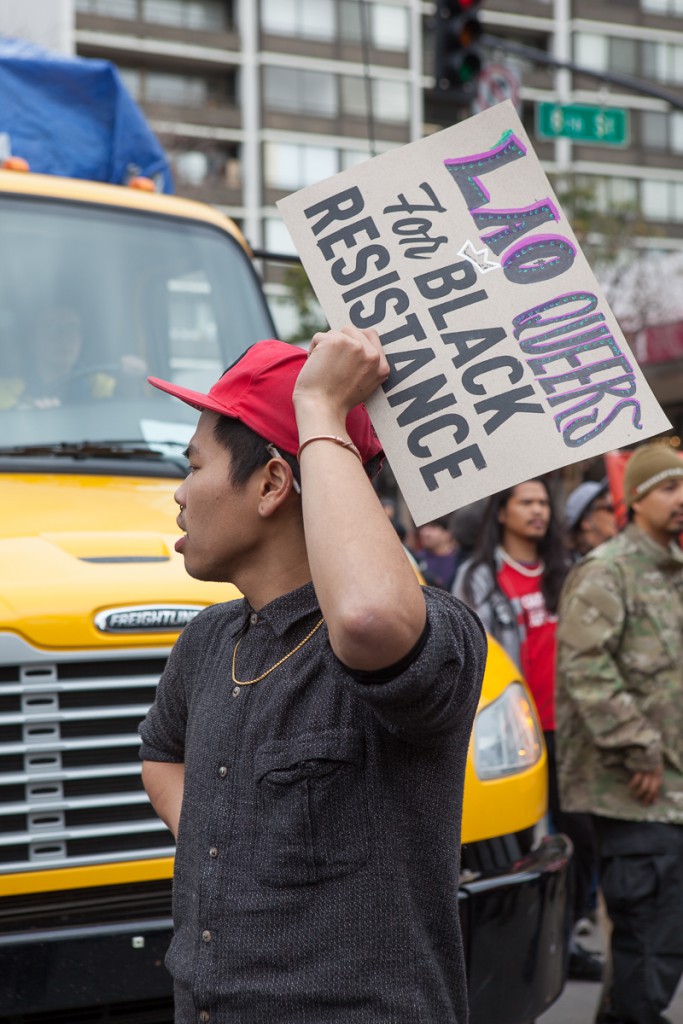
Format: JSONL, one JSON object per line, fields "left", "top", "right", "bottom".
{"left": 253, "top": 729, "right": 370, "bottom": 888}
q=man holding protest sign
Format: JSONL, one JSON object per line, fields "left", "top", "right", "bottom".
{"left": 138, "top": 326, "right": 486, "bottom": 1022}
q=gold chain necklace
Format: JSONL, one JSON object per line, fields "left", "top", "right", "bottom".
{"left": 231, "top": 617, "right": 325, "bottom": 686}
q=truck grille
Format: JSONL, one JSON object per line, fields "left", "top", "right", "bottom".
{"left": 0, "top": 655, "right": 174, "bottom": 872}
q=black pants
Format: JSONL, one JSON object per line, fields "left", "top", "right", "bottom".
{"left": 594, "top": 815, "right": 683, "bottom": 1024}
{"left": 545, "top": 730, "right": 598, "bottom": 923}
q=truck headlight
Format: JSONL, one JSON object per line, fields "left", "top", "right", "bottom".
{"left": 474, "top": 682, "right": 543, "bottom": 780}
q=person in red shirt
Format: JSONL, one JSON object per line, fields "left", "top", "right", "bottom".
{"left": 453, "top": 478, "right": 602, "bottom": 983}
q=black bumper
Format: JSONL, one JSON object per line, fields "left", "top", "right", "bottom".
{"left": 459, "top": 832, "right": 573, "bottom": 1024}
{"left": 0, "top": 835, "right": 571, "bottom": 1023}
{"left": 0, "top": 917, "right": 174, "bottom": 1021}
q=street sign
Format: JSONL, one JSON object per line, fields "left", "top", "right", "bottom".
{"left": 473, "top": 63, "right": 521, "bottom": 114}
{"left": 535, "top": 103, "right": 629, "bottom": 146}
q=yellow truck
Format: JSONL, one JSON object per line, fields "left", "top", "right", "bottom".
{"left": 0, "top": 165, "right": 570, "bottom": 1024}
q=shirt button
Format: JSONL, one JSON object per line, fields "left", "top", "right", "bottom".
{"left": 218, "top": 766, "right": 228, "bottom": 778}
{"left": 201, "top": 929, "right": 212, "bottom": 943}
{"left": 209, "top": 846, "right": 218, "bottom": 859}
{"left": 250, "top": 612, "right": 258, "bottom": 625}
{"left": 232, "top": 686, "right": 241, "bottom": 697}
{"left": 199, "top": 1012, "right": 210, "bottom": 1022}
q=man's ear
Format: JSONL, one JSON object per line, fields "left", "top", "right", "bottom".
{"left": 257, "top": 458, "right": 298, "bottom": 518}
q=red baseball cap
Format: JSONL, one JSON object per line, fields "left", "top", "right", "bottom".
{"left": 147, "top": 339, "right": 383, "bottom": 465}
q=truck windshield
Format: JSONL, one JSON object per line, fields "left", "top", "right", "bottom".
{"left": 0, "top": 195, "right": 275, "bottom": 452}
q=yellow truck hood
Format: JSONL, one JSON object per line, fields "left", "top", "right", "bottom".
{"left": 1, "top": 472, "right": 237, "bottom": 648}
{"left": 1, "top": 470, "right": 546, "bottom": 845}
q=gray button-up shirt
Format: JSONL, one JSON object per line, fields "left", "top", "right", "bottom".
{"left": 139, "top": 581, "right": 486, "bottom": 1023}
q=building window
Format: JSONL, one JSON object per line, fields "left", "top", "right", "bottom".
{"left": 264, "top": 142, "right": 338, "bottom": 191}
{"left": 339, "top": 1, "right": 409, "bottom": 52}
{"left": 672, "top": 112, "right": 683, "bottom": 153}
{"left": 341, "top": 75, "right": 409, "bottom": 123}
{"left": 341, "top": 76, "right": 369, "bottom": 118}
{"left": 263, "top": 67, "right": 338, "bottom": 117}
{"left": 610, "top": 178, "right": 638, "bottom": 207}
{"left": 141, "top": 0, "right": 230, "bottom": 31}
{"left": 641, "top": 110, "right": 683, "bottom": 154}
{"left": 76, "top": 0, "right": 137, "bottom": 15}
{"left": 574, "top": 33, "right": 607, "bottom": 71}
{"left": 642, "top": 40, "right": 667, "bottom": 80}
{"left": 642, "top": 0, "right": 683, "bottom": 12}
{"left": 579, "top": 175, "right": 638, "bottom": 215}
{"left": 263, "top": 142, "right": 371, "bottom": 191}
{"left": 117, "top": 67, "right": 235, "bottom": 108}
{"left": 264, "top": 217, "right": 297, "bottom": 256}
{"left": 610, "top": 37, "right": 637, "bottom": 76}
{"left": 643, "top": 40, "right": 683, "bottom": 84}
{"left": 163, "top": 141, "right": 241, "bottom": 190}
{"left": 261, "top": 0, "right": 409, "bottom": 52}
{"left": 261, "top": 0, "right": 335, "bottom": 40}
{"left": 641, "top": 110, "right": 668, "bottom": 150}
{"left": 146, "top": 71, "right": 208, "bottom": 107}
{"left": 373, "top": 78, "right": 409, "bottom": 122}
{"left": 372, "top": 3, "right": 410, "bottom": 51}
{"left": 641, "top": 179, "right": 671, "bottom": 220}
{"left": 674, "top": 182, "right": 683, "bottom": 221}
{"left": 579, "top": 32, "right": 683, "bottom": 86}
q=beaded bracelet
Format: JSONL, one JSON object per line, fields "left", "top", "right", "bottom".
{"left": 296, "top": 434, "right": 363, "bottom": 464}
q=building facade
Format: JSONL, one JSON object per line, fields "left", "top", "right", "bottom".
{"left": 67, "top": 0, "right": 683, "bottom": 434}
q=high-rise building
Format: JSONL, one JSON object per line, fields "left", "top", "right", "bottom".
{"left": 65, "top": 0, "right": 683, "bottom": 433}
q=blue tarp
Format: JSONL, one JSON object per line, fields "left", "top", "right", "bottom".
{"left": 0, "top": 36, "right": 173, "bottom": 192}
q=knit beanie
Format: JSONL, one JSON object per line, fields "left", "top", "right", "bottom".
{"left": 623, "top": 443, "right": 683, "bottom": 508}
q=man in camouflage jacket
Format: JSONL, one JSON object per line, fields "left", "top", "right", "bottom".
{"left": 556, "top": 443, "right": 683, "bottom": 1024}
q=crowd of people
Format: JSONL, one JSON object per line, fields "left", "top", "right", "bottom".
{"left": 402, "top": 445, "right": 683, "bottom": 1024}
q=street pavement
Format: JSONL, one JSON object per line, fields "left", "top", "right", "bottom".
{"left": 538, "top": 920, "right": 683, "bottom": 1023}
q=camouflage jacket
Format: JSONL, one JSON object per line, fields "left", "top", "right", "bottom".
{"left": 555, "top": 523, "right": 683, "bottom": 823}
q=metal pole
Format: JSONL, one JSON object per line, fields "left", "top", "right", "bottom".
{"left": 481, "top": 33, "right": 683, "bottom": 112}
{"left": 553, "top": 0, "right": 571, "bottom": 171}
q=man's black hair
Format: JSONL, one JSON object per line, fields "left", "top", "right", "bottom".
{"left": 212, "top": 415, "right": 383, "bottom": 488}
{"left": 213, "top": 416, "right": 301, "bottom": 489}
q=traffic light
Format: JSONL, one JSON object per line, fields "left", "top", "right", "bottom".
{"left": 434, "top": 0, "right": 483, "bottom": 102}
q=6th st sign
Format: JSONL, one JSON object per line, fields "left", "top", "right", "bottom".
{"left": 536, "top": 102, "right": 629, "bottom": 146}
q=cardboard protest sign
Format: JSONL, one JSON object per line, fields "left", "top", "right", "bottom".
{"left": 277, "top": 101, "right": 670, "bottom": 525}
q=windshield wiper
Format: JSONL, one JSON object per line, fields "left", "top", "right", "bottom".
{"left": 0, "top": 440, "right": 190, "bottom": 473}
{"left": 0, "top": 441, "right": 172, "bottom": 459}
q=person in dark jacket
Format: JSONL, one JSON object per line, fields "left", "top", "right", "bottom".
{"left": 453, "top": 478, "right": 602, "bottom": 983}
{"left": 138, "top": 326, "right": 486, "bottom": 1023}
{"left": 565, "top": 478, "right": 617, "bottom": 562}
